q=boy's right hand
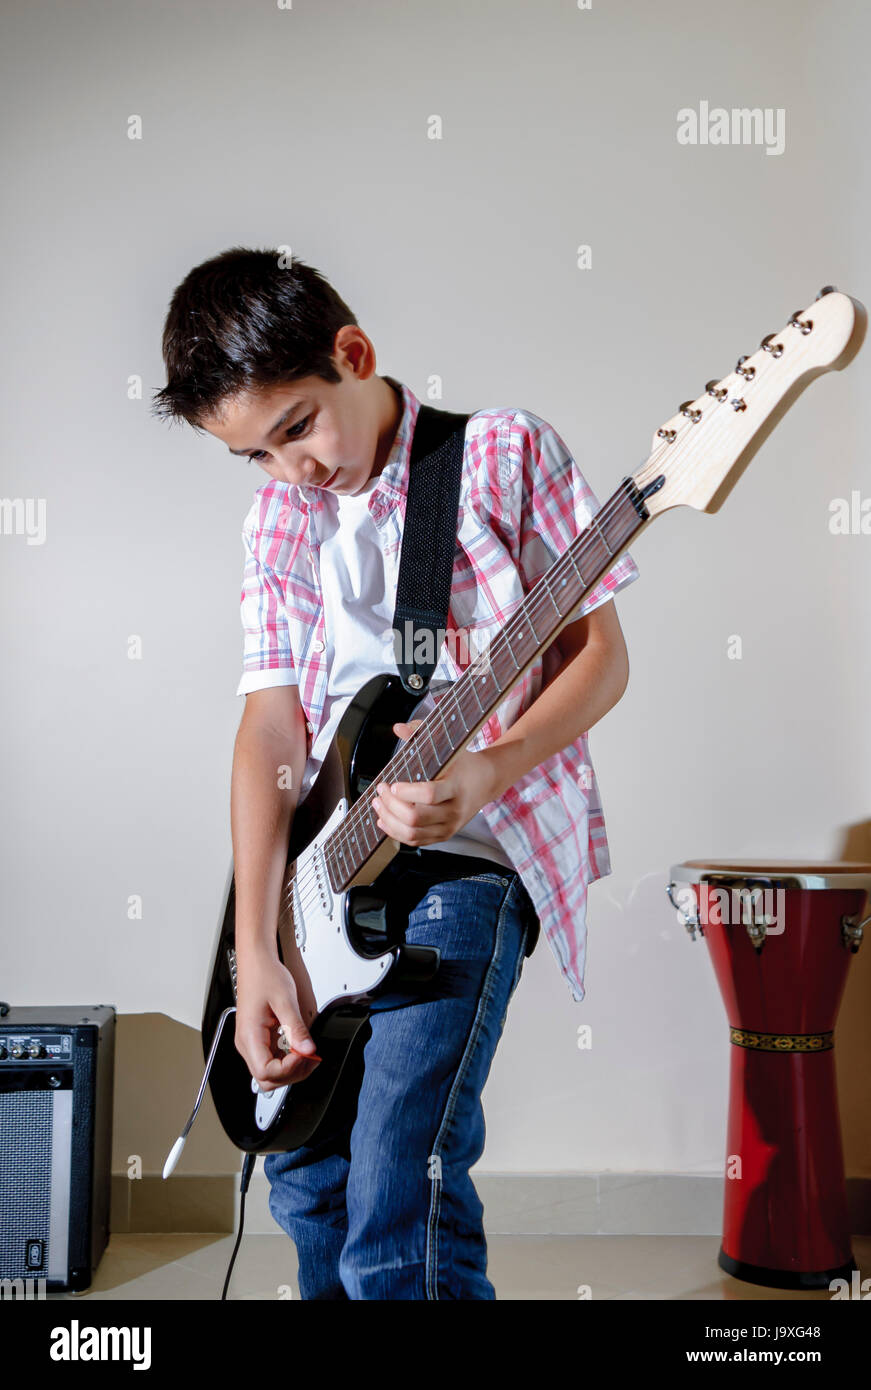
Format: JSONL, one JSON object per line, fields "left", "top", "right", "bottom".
{"left": 234, "top": 950, "right": 321, "bottom": 1091}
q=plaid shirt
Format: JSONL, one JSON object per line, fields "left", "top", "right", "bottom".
{"left": 237, "top": 378, "right": 639, "bottom": 1002}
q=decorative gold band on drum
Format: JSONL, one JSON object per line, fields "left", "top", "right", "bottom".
{"left": 728, "top": 1027, "right": 834, "bottom": 1052}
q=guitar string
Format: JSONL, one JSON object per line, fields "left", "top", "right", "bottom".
{"left": 280, "top": 395, "right": 708, "bottom": 928}
{"left": 325, "top": 332, "right": 799, "bottom": 885}
{"left": 278, "top": 435, "right": 671, "bottom": 930}
{"left": 275, "top": 464, "right": 652, "bottom": 930}
{"left": 276, "top": 336, "right": 790, "bottom": 928}
{"left": 279, "top": 361, "right": 760, "bottom": 928}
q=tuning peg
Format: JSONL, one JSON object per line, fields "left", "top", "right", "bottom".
{"left": 678, "top": 400, "right": 702, "bottom": 422}
{"left": 760, "top": 334, "right": 784, "bottom": 357}
{"left": 705, "top": 380, "right": 728, "bottom": 400}
{"left": 816, "top": 285, "right": 837, "bottom": 299}
{"left": 735, "top": 355, "right": 756, "bottom": 380}
{"left": 788, "top": 311, "right": 813, "bottom": 335}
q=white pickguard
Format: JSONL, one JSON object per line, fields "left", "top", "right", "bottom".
{"left": 253, "top": 796, "right": 393, "bottom": 1131}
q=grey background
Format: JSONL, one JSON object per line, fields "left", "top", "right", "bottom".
{"left": 1, "top": 0, "right": 869, "bottom": 1178}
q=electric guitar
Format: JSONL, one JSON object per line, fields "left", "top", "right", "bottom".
{"left": 164, "top": 286, "right": 865, "bottom": 1168}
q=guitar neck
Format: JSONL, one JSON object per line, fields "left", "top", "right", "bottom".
{"left": 326, "top": 472, "right": 659, "bottom": 889}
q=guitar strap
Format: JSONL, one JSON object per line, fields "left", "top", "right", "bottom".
{"left": 385, "top": 399, "right": 540, "bottom": 951}
{"left": 392, "top": 402, "right": 471, "bottom": 696}
{"left": 385, "top": 397, "right": 538, "bottom": 953}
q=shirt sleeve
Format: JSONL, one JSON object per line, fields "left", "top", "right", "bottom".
{"left": 508, "top": 412, "right": 640, "bottom": 615}
{"left": 236, "top": 507, "right": 298, "bottom": 696}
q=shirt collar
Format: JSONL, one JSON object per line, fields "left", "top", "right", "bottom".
{"left": 294, "top": 375, "right": 420, "bottom": 518}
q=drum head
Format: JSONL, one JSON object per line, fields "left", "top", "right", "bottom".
{"left": 670, "top": 860, "right": 871, "bottom": 891}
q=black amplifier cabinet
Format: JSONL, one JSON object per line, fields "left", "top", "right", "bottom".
{"left": 0, "top": 1005, "right": 115, "bottom": 1292}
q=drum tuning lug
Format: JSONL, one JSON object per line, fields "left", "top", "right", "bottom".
{"left": 840, "top": 912, "right": 867, "bottom": 953}
{"left": 666, "top": 881, "right": 702, "bottom": 940}
{"left": 740, "top": 887, "right": 774, "bottom": 948}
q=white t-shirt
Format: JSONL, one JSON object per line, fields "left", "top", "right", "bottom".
{"left": 310, "top": 472, "right": 515, "bottom": 871}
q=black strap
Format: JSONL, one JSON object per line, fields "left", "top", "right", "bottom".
{"left": 392, "top": 403, "right": 470, "bottom": 696}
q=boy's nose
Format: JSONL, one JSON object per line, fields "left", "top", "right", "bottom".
{"left": 297, "top": 459, "right": 320, "bottom": 486}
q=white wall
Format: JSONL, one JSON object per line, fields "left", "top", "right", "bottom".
{"left": 2, "top": 0, "right": 869, "bottom": 1176}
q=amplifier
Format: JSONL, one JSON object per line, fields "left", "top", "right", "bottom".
{"left": 0, "top": 1004, "right": 115, "bottom": 1292}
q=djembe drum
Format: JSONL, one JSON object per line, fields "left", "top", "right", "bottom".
{"left": 667, "top": 859, "right": 870, "bottom": 1290}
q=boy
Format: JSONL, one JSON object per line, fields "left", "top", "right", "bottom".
{"left": 152, "top": 248, "right": 639, "bottom": 1299}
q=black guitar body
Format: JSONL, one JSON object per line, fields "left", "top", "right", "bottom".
{"left": 201, "top": 674, "right": 442, "bottom": 1153}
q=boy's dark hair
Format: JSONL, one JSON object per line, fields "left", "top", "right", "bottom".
{"left": 151, "top": 248, "right": 359, "bottom": 430}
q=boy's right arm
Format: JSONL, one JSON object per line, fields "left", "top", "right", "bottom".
{"left": 230, "top": 684, "right": 321, "bottom": 1091}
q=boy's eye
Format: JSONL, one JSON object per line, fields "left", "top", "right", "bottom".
{"left": 246, "top": 415, "right": 311, "bottom": 463}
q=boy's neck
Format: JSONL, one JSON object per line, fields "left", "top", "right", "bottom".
{"left": 369, "top": 375, "right": 404, "bottom": 480}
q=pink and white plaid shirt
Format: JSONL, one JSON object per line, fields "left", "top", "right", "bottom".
{"left": 237, "top": 378, "right": 639, "bottom": 1002}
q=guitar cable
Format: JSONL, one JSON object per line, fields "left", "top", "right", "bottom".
{"left": 220, "top": 1152, "right": 257, "bottom": 1301}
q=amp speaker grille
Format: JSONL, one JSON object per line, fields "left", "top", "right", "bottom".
{"left": 0, "top": 1093, "right": 53, "bottom": 1279}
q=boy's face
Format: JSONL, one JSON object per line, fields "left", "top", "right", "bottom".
{"left": 200, "top": 337, "right": 395, "bottom": 496}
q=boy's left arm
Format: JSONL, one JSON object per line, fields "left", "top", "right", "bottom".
{"left": 371, "top": 600, "right": 629, "bottom": 845}
{"left": 477, "top": 596, "right": 629, "bottom": 802}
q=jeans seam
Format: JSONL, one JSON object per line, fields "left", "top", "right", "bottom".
{"left": 509, "top": 924, "right": 527, "bottom": 996}
{"left": 424, "top": 876, "right": 520, "bottom": 1300}
{"left": 458, "top": 873, "right": 509, "bottom": 886}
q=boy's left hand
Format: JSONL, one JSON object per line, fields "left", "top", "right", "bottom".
{"left": 371, "top": 720, "right": 499, "bottom": 846}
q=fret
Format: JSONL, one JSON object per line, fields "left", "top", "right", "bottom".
{"left": 592, "top": 515, "right": 613, "bottom": 557}
{"left": 419, "top": 729, "right": 432, "bottom": 774}
{"left": 362, "top": 814, "right": 375, "bottom": 854}
{"left": 466, "top": 677, "right": 485, "bottom": 716}
{"left": 542, "top": 573, "right": 562, "bottom": 619}
{"left": 567, "top": 550, "right": 587, "bottom": 588}
{"left": 437, "top": 695, "right": 461, "bottom": 754}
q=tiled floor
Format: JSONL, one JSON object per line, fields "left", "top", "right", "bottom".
{"left": 47, "top": 1233, "right": 871, "bottom": 1301}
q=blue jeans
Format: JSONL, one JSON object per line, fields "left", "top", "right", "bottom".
{"left": 264, "top": 852, "right": 539, "bottom": 1300}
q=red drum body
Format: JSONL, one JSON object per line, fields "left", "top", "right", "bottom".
{"left": 668, "top": 860, "right": 870, "bottom": 1290}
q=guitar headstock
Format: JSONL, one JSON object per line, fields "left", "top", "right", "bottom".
{"left": 632, "top": 287, "right": 866, "bottom": 517}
